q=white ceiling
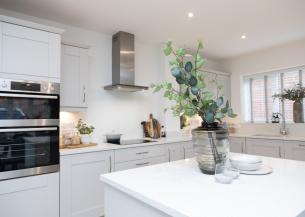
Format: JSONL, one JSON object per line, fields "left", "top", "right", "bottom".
{"left": 1, "top": 0, "right": 305, "bottom": 59}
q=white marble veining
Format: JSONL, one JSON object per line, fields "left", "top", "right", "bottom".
{"left": 60, "top": 136, "right": 192, "bottom": 156}
{"left": 101, "top": 155, "right": 305, "bottom": 217}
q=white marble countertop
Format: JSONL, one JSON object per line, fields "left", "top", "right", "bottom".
{"left": 101, "top": 155, "right": 305, "bottom": 217}
{"left": 230, "top": 133, "right": 305, "bottom": 141}
{"left": 60, "top": 136, "right": 192, "bottom": 156}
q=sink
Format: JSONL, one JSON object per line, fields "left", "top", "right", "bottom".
{"left": 252, "top": 134, "right": 283, "bottom": 137}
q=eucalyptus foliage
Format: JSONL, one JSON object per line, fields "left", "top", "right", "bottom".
{"left": 273, "top": 83, "right": 305, "bottom": 102}
{"left": 151, "top": 41, "right": 236, "bottom": 127}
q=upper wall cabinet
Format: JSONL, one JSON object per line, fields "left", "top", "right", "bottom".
{"left": 61, "top": 44, "right": 89, "bottom": 109}
{"left": 0, "top": 21, "right": 62, "bottom": 82}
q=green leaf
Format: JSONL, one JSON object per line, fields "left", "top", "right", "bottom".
{"left": 176, "top": 48, "right": 186, "bottom": 56}
{"left": 184, "top": 61, "right": 193, "bottom": 73}
{"left": 164, "top": 41, "right": 173, "bottom": 56}
{"left": 171, "top": 67, "right": 181, "bottom": 78}
{"left": 191, "top": 87, "right": 199, "bottom": 95}
{"left": 205, "top": 112, "right": 215, "bottom": 124}
{"left": 228, "top": 108, "right": 237, "bottom": 118}
{"left": 198, "top": 40, "right": 203, "bottom": 49}
{"left": 215, "top": 112, "right": 224, "bottom": 119}
{"left": 188, "top": 76, "right": 197, "bottom": 87}
{"left": 176, "top": 77, "right": 184, "bottom": 84}
{"left": 216, "top": 97, "right": 224, "bottom": 107}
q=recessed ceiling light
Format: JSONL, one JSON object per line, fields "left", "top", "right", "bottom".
{"left": 241, "top": 35, "right": 247, "bottom": 39}
{"left": 188, "top": 12, "right": 194, "bottom": 18}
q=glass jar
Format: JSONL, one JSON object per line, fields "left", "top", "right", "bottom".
{"left": 192, "top": 128, "right": 229, "bottom": 174}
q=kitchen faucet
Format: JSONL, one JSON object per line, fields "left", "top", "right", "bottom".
{"left": 277, "top": 113, "right": 288, "bottom": 135}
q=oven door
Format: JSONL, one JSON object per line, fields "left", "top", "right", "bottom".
{"left": 0, "top": 127, "right": 59, "bottom": 180}
{"left": 0, "top": 92, "right": 59, "bottom": 127}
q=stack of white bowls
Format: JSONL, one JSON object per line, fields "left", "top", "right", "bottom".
{"left": 230, "top": 155, "right": 262, "bottom": 171}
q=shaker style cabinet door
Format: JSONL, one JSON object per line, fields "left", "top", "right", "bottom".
{"left": 61, "top": 44, "right": 89, "bottom": 108}
{"left": 60, "top": 151, "right": 114, "bottom": 217}
{"left": 245, "top": 138, "right": 283, "bottom": 158}
{"left": 0, "top": 22, "right": 60, "bottom": 80}
{"left": 284, "top": 140, "right": 305, "bottom": 161}
{"left": 168, "top": 144, "right": 184, "bottom": 162}
{"left": 229, "top": 137, "right": 245, "bottom": 153}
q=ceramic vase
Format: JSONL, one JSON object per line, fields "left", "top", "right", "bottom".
{"left": 80, "top": 134, "right": 92, "bottom": 144}
{"left": 293, "top": 101, "right": 304, "bottom": 123}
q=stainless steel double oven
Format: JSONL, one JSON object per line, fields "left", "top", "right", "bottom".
{"left": 0, "top": 78, "right": 60, "bottom": 180}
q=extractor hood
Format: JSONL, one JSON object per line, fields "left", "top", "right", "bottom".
{"left": 104, "top": 31, "right": 149, "bottom": 92}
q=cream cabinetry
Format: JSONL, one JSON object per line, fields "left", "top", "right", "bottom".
{"left": 229, "top": 137, "right": 245, "bottom": 153}
{"left": 284, "top": 140, "right": 305, "bottom": 161}
{"left": 245, "top": 138, "right": 284, "bottom": 158}
{"left": 61, "top": 44, "right": 89, "bottom": 108}
{"left": 60, "top": 151, "right": 114, "bottom": 217}
{"left": 0, "top": 21, "right": 62, "bottom": 82}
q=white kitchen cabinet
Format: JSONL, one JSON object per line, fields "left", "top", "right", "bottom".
{"left": 61, "top": 44, "right": 89, "bottom": 108}
{"left": 245, "top": 138, "right": 284, "bottom": 158}
{"left": 229, "top": 137, "right": 245, "bottom": 153}
{"left": 181, "top": 141, "right": 194, "bottom": 159}
{"left": 284, "top": 140, "right": 305, "bottom": 161}
{"left": 60, "top": 151, "right": 114, "bottom": 217}
{"left": 0, "top": 173, "right": 59, "bottom": 217}
{"left": 115, "top": 155, "right": 168, "bottom": 171}
{"left": 0, "top": 22, "right": 61, "bottom": 81}
{"left": 168, "top": 143, "right": 184, "bottom": 162}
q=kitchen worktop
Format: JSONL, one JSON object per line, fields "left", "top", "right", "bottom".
{"left": 60, "top": 136, "right": 192, "bottom": 156}
{"left": 100, "top": 155, "right": 305, "bottom": 217}
{"left": 230, "top": 133, "right": 305, "bottom": 141}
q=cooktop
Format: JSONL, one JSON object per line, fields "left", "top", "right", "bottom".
{"left": 109, "top": 139, "right": 157, "bottom": 145}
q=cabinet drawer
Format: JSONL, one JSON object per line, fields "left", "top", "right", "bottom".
{"left": 114, "top": 155, "right": 167, "bottom": 171}
{"left": 114, "top": 145, "right": 166, "bottom": 163}
{"left": 284, "top": 140, "right": 305, "bottom": 161}
{"left": 229, "top": 137, "right": 245, "bottom": 153}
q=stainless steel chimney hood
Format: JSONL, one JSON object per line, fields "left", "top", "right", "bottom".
{"left": 104, "top": 31, "right": 149, "bottom": 92}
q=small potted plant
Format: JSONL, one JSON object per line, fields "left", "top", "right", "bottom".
{"left": 151, "top": 41, "right": 237, "bottom": 174}
{"left": 273, "top": 83, "right": 305, "bottom": 123}
{"left": 75, "top": 119, "right": 95, "bottom": 144}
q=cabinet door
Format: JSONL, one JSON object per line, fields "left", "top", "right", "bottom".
{"left": 184, "top": 147, "right": 194, "bottom": 159}
{"left": 61, "top": 45, "right": 89, "bottom": 108}
{"left": 0, "top": 173, "right": 59, "bottom": 217}
{"left": 284, "top": 140, "right": 305, "bottom": 161}
{"left": 245, "top": 138, "right": 283, "bottom": 158}
{"left": 168, "top": 144, "right": 184, "bottom": 162}
{"left": 229, "top": 137, "right": 245, "bottom": 153}
{"left": 0, "top": 22, "right": 2, "bottom": 71}
{"left": 2, "top": 23, "right": 50, "bottom": 78}
{"left": 49, "top": 33, "right": 61, "bottom": 79}
{"left": 60, "top": 151, "right": 113, "bottom": 217}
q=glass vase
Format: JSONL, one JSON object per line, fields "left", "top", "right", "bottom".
{"left": 192, "top": 127, "right": 229, "bottom": 175}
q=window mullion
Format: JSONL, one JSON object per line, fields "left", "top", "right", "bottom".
{"left": 264, "top": 75, "right": 268, "bottom": 123}
{"left": 280, "top": 72, "right": 285, "bottom": 120}
{"left": 249, "top": 78, "right": 253, "bottom": 123}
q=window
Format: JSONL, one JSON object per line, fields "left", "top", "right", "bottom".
{"left": 243, "top": 66, "right": 305, "bottom": 123}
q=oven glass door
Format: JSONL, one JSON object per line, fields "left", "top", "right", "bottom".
{"left": 0, "top": 127, "right": 59, "bottom": 180}
{"left": 0, "top": 92, "right": 59, "bottom": 127}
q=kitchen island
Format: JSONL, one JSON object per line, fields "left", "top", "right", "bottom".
{"left": 100, "top": 156, "right": 305, "bottom": 217}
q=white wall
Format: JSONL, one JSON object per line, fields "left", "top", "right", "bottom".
{"left": 0, "top": 8, "right": 226, "bottom": 142}
{"left": 220, "top": 37, "right": 305, "bottom": 136}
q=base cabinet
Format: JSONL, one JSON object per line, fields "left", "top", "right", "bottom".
{"left": 284, "top": 140, "right": 305, "bottom": 161}
{"left": 0, "top": 173, "right": 59, "bottom": 217}
{"left": 245, "top": 138, "right": 284, "bottom": 158}
{"left": 60, "top": 151, "right": 114, "bottom": 217}
{"left": 229, "top": 137, "right": 245, "bottom": 153}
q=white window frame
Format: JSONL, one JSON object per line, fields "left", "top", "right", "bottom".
{"left": 242, "top": 66, "right": 305, "bottom": 123}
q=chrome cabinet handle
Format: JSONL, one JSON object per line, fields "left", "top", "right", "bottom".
{"left": 108, "top": 155, "right": 112, "bottom": 172}
{"left": 168, "top": 149, "right": 171, "bottom": 162}
{"left": 136, "top": 162, "right": 150, "bottom": 166}
{"left": 136, "top": 151, "right": 149, "bottom": 155}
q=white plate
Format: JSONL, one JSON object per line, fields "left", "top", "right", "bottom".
{"left": 239, "top": 165, "right": 273, "bottom": 175}
{"left": 230, "top": 155, "right": 262, "bottom": 164}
